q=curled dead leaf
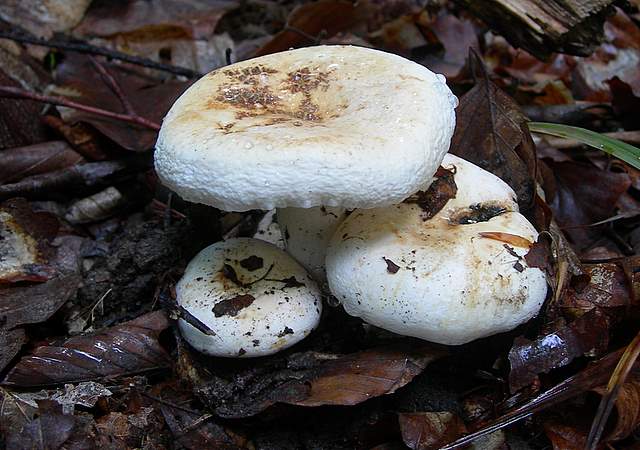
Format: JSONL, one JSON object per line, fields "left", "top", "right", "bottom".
{"left": 399, "top": 411, "right": 467, "bottom": 450}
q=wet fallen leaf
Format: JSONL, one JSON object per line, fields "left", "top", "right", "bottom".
{"left": 508, "top": 309, "right": 610, "bottom": 392}
{"left": 449, "top": 50, "right": 536, "bottom": 213}
{"left": 398, "top": 411, "right": 467, "bottom": 450}
{"left": 3, "top": 311, "right": 171, "bottom": 386}
{"left": 0, "top": 141, "right": 85, "bottom": 185}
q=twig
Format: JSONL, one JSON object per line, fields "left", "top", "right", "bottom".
{"left": 140, "top": 391, "right": 202, "bottom": 415}
{"left": 90, "top": 56, "right": 135, "bottom": 115}
{"left": 543, "top": 130, "right": 640, "bottom": 149}
{"left": 0, "top": 25, "right": 200, "bottom": 78}
{"left": 0, "top": 85, "right": 160, "bottom": 131}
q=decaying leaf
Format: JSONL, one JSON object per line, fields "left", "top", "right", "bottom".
{"left": 544, "top": 422, "right": 589, "bottom": 450}
{"left": 0, "top": 329, "right": 26, "bottom": 376}
{"left": 0, "top": 141, "right": 85, "bottom": 185}
{"left": 160, "top": 403, "right": 248, "bottom": 450}
{"left": 399, "top": 411, "right": 467, "bottom": 450}
{"left": 449, "top": 50, "right": 536, "bottom": 213}
{"left": 561, "top": 258, "right": 638, "bottom": 312}
{"left": 291, "top": 344, "right": 445, "bottom": 407}
{"left": 0, "top": 198, "right": 59, "bottom": 283}
{"left": 0, "top": 273, "right": 81, "bottom": 330}
{"left": 592, "top": 377, "right": 640, "bottom": 443}
{"left": 181, "top": 340, "right": 445, "bottom": 418}
{"left": 508, "top": 309, "right": 610, "bottom": 392}
{"left": 52, "top": 54, "right": 188, "bottom": 151}
{"left": 545, "top": 160, "right": 632, "bottom": 251}
{"left": 255, "top": 0, "right": 364, "bottom": 56}
{"left": 75, "top": 0, "right": 237, "bottom": 39}
{"left": 3, "top": 311, "right": 171, "bottom": 386}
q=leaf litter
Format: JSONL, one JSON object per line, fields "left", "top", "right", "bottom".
{"left": 0, "top": 1, "right": 640, "bottom": 448}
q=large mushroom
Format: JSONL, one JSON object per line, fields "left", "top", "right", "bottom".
{"left": 155, "top": 45, "right": 457, "bottom": 212}
{"left": 325, "top": 154, "right": 548, "bottom": 345}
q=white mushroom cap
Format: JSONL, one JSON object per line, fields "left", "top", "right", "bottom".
{"left": 155, "top": 45, "right": 457, "bottom": 212}
{"left": 325, "top": 154, "right": 547, "bottom": 345}
{"left": 277, "top": 206, "right": 347, "bottom": 282}
{"left": 177, "top": 238, "right": 322, "bottom": 357}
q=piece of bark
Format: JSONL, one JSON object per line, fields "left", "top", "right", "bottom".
{"left": 455, "top": 0, "right": 615, "bottom": 59}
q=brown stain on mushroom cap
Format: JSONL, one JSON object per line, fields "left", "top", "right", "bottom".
{"left": 200, "top": 63, "right": 343, "bottom": 134}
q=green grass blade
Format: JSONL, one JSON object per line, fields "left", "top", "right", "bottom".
{"left": 528, "top": 122, "right": 640, "bottom": 170}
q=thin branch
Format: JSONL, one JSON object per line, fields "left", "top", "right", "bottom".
{"left": 0, "top": 85, "right": 160, "bottom": 131}
{"left": 0, "top": 26, "right": 200, "bottom": 78}
{"left": 90, "top": 56, "right": 135, "bottom": 115}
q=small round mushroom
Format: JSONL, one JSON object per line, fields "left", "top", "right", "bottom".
{"left": 177, "top": 238, "right": 322, "bottom": 357}
{"left": 155, "top": 45, "right": 457, "bottom": 212}
{"left": 277, "top": 206, "right": 347, "bottom": 282}
{"left": 325, "top": 154, "right": 547, "bottom": 345}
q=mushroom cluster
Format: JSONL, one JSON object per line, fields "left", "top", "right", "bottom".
{"left": 155, "top": 45, "right": 545, "bottom": 357}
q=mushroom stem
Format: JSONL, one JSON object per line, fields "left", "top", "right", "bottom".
{"left": 277, "top": 206, "right": 347, "bottom": 282}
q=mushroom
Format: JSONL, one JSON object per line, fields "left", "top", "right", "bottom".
{"left": 277, "top": 206, "right": 347, "bottom": 282}
{"left": 177, "top": 237, "right": 322, "bottom": 357}
{"left": 155, "top": 45, "right": 457, "bottom": 355}
{"left": 325, "top": 154, "right": 548, "bottom": 345}
{"left": 155, "top": 45, "right": 457, "bottom": 211}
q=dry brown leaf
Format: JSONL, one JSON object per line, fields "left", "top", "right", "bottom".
{"left": 0, "top": 141, "right": 85, "bottom": 185}
{"left": 292, "top": 344, "right": 446, "bottom": 407}
{"left": 399, "top": 411, "right": 467, "bottom": 450}
{"left": 0, "top": 0, "right": 91, "bottom": 38}
{"left": 449, "top": 50, "right": 536, "bottom": 214}
{"left": 255, "top": 0, "right": 364, "bottom": 57}
{"left": 74, "top": 0, "right": 237, "bottom": 40}
{"left": 53, "top": 54, "right": 188, "bottom": 151}
{"left": 593, "top": 378, "right": 640, "bottom": 442}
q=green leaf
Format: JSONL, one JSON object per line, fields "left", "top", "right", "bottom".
{"left": 527, "top": 122, "right": 640, "bottom": 170}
